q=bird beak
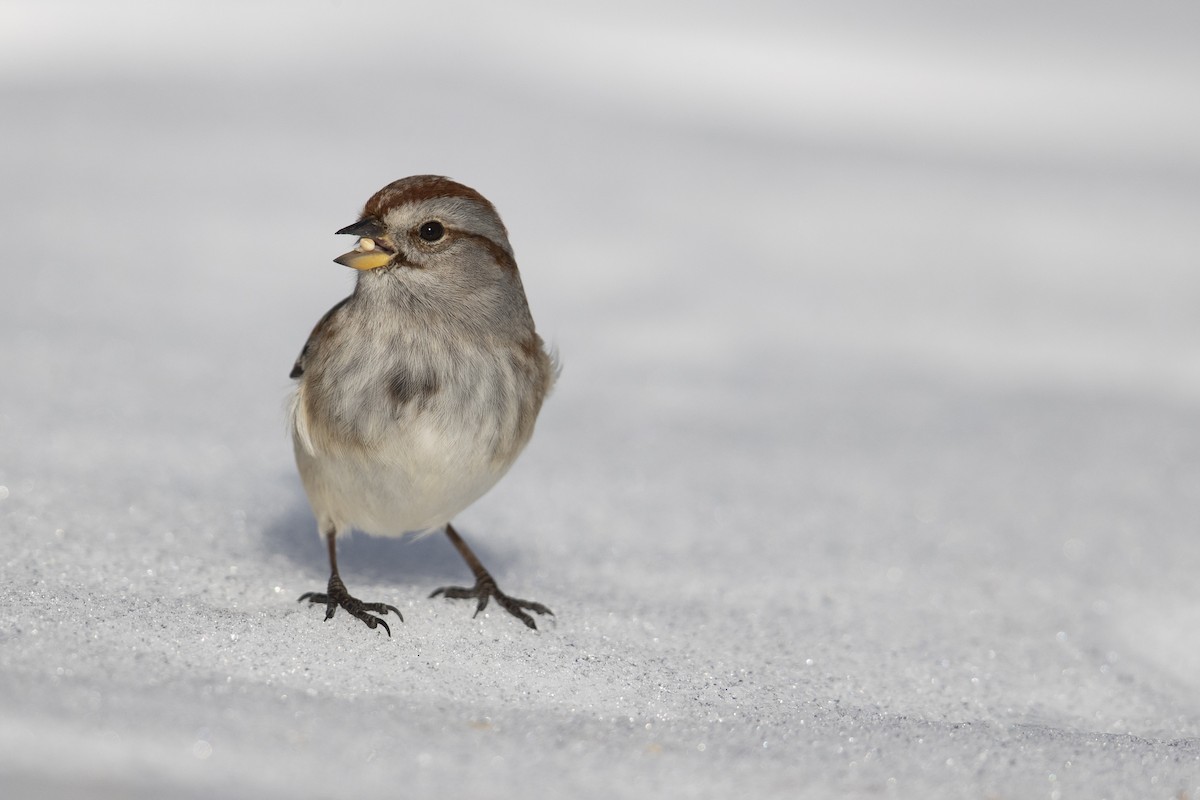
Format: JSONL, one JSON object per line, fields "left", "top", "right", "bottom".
{"left": 334, "top": 218, "right": 394, "bottom": 270}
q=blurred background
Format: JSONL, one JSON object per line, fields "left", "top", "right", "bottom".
{"left": 6, "top": 0, "right": 1199, "bottom": 396}
{"left": 2, "top": 1, "right": 1200, "bottom": 797}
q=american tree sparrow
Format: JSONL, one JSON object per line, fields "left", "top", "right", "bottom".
{"left": 289, "top": 176, "right": 556, "bottom": 635}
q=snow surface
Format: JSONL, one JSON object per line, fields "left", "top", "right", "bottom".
{"left": 2, "top": 1, "right": 1200, "bottom": 797}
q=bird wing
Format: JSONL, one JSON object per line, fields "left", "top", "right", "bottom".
{"left": 289, "top": 296, "right": 352, "bottom": 379}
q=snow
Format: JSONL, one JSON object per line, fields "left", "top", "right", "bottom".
{"left": 2, "top": 1, "right": 1200, "bottom": 797}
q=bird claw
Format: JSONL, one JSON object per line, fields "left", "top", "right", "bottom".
{"left": 430, "top": 576, "right": 553, "bottom": 630}
{"left": 298, "top": 581, "right": 402, "bottom": 636}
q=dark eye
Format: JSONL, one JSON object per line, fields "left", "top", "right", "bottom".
{"left": 418, "top": 221, "right": 445, "bottom": 242}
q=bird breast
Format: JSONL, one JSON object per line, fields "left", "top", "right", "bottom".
{"left": 289, "top": 323, "right": 549, "bottom": 536}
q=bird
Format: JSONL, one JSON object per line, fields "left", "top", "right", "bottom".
{"left": 288, "top": 175, "right": 556, "bottom": 636}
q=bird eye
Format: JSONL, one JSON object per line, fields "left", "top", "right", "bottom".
{"left": 418, "top": 221, "right": 445, "bottom": 242}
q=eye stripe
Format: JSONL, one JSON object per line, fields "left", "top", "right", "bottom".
{"left": 458, "top": 232, "right": 518, "bottom": 274}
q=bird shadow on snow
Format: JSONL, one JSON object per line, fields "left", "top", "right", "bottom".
{"left": 261, "top": 490, "right": 516, "bottom": 591}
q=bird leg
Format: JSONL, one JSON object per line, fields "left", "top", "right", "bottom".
{"left": 430, "top": 523, "right": 553, "bottom": 630}
{"left": 299, "top": 530, "right": 402, "bottom": 636}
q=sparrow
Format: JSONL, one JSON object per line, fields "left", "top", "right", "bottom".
{"left": 289, "top": 175, "right": 556, "bottom": 635}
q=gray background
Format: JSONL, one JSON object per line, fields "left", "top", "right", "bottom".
{"left": 2, "top": 1, "right": 1199, "bottom": 797}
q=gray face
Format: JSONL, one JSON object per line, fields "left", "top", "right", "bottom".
{"left": 378, "top": 193, "right": 517, "bottom": 274}
{"left": 339, "top": 176, "right": 533, "bottom": 335}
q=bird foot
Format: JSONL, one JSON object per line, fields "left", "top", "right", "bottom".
{"left": 299, "top": 574, "right": 402, "bottom": 636}
{"left": 430, "top": 573, "right": 553, "bottom": 630}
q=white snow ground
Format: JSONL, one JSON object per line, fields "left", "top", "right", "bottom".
{"left": 2, "top": 1, "right": 1200, "bottom": 797}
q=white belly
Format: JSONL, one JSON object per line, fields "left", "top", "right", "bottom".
{"left": 292, "top": 409, "right": 514, "bottom": 538}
